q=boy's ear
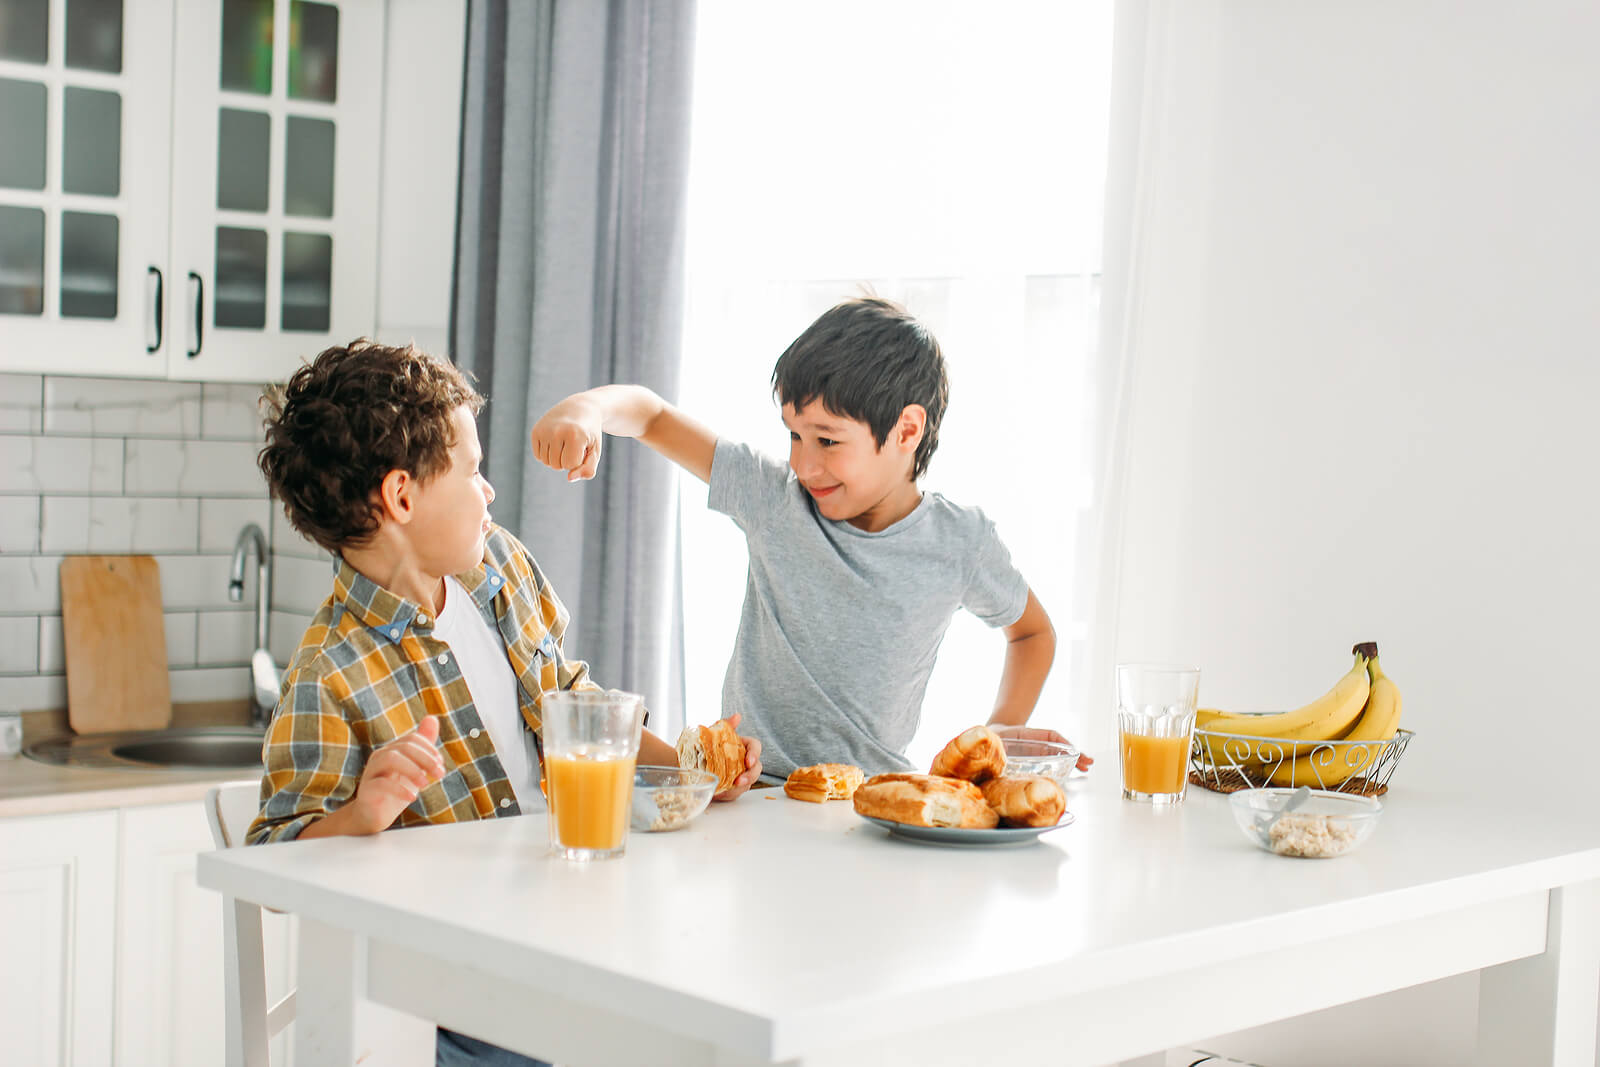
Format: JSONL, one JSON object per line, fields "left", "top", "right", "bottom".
{"left": 377, "top": 468, "right": 417, "bottom": 525}
{"left": 894, "top": 404, "right": 927, "bottom": 452}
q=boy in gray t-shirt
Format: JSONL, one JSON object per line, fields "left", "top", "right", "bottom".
{"left": 529, "top": 296, "right": 1093, "bottom": 778}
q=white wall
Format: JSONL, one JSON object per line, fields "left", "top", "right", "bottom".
{"left": 1102, "top": 0, "right": 1600, "bottom": 1063}
{"left": 373, "top": 0, "right": 467, "bottom": 356}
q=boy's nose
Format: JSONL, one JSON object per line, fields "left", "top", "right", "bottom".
{"left": 482, "top": 478, "right": 496, "bottom": 504}
{"left": 790, "top": 448, "right": 818, "bottom": 480}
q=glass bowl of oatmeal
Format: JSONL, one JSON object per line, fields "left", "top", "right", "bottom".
{"left": 1000, "top": 737, "right": 1081, "bottom": 793}
{"left": 1229, "top": 788, "right": 1382, "bottom": 858}
{"left": 630, "top": 766, "right": 718, "bottom": 832}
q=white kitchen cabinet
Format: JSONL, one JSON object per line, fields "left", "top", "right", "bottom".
{"left": 0, "top": 808, "right": 118, "bottom": 1066}
{"left": 117, "top": 799, "right": 297, "bottom": 1066}
{"left": 0, "top": 0, "right": 384, "bottom": 382}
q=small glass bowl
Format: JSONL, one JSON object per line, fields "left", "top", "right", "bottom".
{"left": 630, "top": 766, "right": 717, "bottom": 832}
{"left": 1229, "top": 788, "right": 1382, "bottom": 858}
{"left": 1000, "top": 738, "right": 1081, "bottom": 793}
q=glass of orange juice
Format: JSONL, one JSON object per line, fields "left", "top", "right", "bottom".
{"left": 542, "top": 689, "right": 645, "bottom": 860}
{"left": 1116, "top": 663, "right": 1201, "bottom": 804}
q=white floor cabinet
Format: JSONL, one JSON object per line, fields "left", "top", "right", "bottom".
{"left": 0, "top": 799, "right": 296, "bottom": 1065}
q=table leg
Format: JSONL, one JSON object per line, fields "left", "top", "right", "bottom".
{"left": 296, "top": 918, "right": 360, "bottom": 1063}
{"left": 296, "top": 918, "right": 434, "bottom": 1066}
{"left": 1477, "top": 878, "right": 1600, "bottom": 1066}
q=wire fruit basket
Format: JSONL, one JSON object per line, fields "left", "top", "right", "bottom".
{"left": 1188, "top": 723, "right": 1415, "bottom": 796}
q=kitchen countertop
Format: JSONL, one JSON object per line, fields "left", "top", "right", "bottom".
{"left": 0, "top": 703, "right": 264, "bottom": 818}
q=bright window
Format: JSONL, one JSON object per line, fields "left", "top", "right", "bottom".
{"left": 680, "top": 0, "right": 1114, "bottom": 769}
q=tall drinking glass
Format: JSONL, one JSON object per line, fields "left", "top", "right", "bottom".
{"left": 1117, "top": 663, "right": 1201, "bottom": 804}
{"left": 542, "top": 689, "right": 644, "bottom": 860}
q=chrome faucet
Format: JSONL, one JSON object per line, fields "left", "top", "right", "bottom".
{"left": 228, "top": 524, "right": 279, "bottom": 725}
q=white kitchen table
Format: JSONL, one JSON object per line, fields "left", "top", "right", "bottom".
{"left": 197, "top": 771, "right": 1600, "bottom": 1067}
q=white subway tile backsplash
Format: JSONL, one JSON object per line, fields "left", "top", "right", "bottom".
{"left": 200, "top": 383, "right": 268, "bottom": 441}
{"left": 0, "top": 555, "right": 63, "bottom": 613}
{"left": 155, "top": 554, "right": 236, "bottom": 611}
{"left": 39, "top": 497, "right": 92, "bottom": 552}
{"left": 164, "top": 612, "right": 198, "bottom": 668}
{"left": 0, "top": 616, "right": 40, "bottom": 673}
{"left": 269, "top": 609, "right": 315, "bottom": 665}
{"left": 274, "top": 553, "right": 337, "bottom": 614}
{"left": 271, "top": 506, "right": 330, "bottom": 561}
{"left": 0, "top": 374, "right": 43, "bottom": 432}
{"left": 196, "top": 609, "right": 257, "bottom": 666}
{"left": 43, "top": 377, "right": 203, "bottom": 437}
{"left": 0, "top": 672, "right": 66, "bottom": 714}
{"left": 1, "top": 435, "right": 106, "bottom": 493}
{"left": 200, "top": 498, "right": 274, "bottom": 552}
{"left": 0, "top": 495, "right": 40, "bottom": 551}
{"left": 43, "top": 497, "right": 201, "bottom": 554}
{"left": 102, "top": 498, "right": 200, "bottom": 552}
{"left": 170, "top": 666, "right": 250, "bottom": 703}
{"left": 124, "top": 438, "right": 266, "bottom": 497}
{"left": 37, "top": 616, "right": 62, "bottom": 674}
{"left": 91, "top": 438, "right": 124, "bottom": 493}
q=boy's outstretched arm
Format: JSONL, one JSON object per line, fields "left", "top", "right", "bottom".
{"left": 987, "top": 590, "right": 1095, "bottom": 771}
{"left": 531, "top": 385, "right": 717, "bottom": 485}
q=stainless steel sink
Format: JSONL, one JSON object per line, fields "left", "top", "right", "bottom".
{"left": 25, "top": 726, "right": 266, "bottom": 771}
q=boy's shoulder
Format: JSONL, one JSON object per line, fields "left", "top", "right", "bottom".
{"left": 918, "top": 489, "right": 1004, "bottom": 539}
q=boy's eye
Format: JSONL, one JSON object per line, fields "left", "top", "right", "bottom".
{"left": 818, "top": 438, "right": 837, "bottom": 447}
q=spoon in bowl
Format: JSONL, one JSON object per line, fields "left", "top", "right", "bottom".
{"left": 1254, "top": 785, "right": 1312, "bottom": 834}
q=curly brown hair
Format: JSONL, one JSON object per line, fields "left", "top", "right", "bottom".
{"left": 258, "top": 339, "right": 484, "bottom": 553}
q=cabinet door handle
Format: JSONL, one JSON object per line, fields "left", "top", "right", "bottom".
{"left": 145, "top": 267, "right": 164, "bottom": 353}
{"left": 186, "top": 272, "right": 205, "bottom": 359}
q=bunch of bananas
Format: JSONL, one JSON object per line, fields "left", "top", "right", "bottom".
{"left": 1195, "top": 642, "right": 1404, "bottom": 788}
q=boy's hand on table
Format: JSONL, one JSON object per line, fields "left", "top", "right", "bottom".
{"left": 530, "top": 396, "right": 604, "bottom": 482}
{"left": 712, "top": 711, "right": 764, "bottom": 802}
{"left": 346, "top": 715, "right": 446, "bottom": 834}
{"left": 991, "top": 723, "right": 1096, "bottom": 772}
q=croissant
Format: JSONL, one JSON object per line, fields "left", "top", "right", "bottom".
{"left": 980, "top": 774, "right": 1066, "bottom": 828}
{"left": 783, "top": 763, "right": 865, "bottom": 803}
{"left": 852, "top": 772, "right": 999, "bottom": 829}
{"left": 675, "top": 719, "right": 747, "bottom": 793}
{"left": 929, "top": 725, "right": 1006, "bottom": 784}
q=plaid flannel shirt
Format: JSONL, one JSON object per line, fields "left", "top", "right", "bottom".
{"left": 246, "top": 525, "right": 594, "bottom": 844}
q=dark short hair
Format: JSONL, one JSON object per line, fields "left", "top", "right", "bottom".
{"left": 770, "top": 297, "right": 949, "bottom": 480}
{"left": 258, "top": 338, "right": 484, "bottom": 553}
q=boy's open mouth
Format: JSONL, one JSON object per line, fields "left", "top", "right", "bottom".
{"left": 806, "top": 484, "right": 839, "bottom": 499}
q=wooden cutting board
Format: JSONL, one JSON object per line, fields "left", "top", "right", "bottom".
{"left": 60, "top": 555, "right": 172, "bottom": 734}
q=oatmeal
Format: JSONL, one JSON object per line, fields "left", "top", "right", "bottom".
{"left": 649, "top": 789, "right": 698, "bottom": 831}
{"left": 1267, "top": 812, "right": 1359, "bottom": 858}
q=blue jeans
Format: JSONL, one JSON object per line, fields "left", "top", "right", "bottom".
{"left": 436, "top": 1027, "right": 552, "bottom": 1067}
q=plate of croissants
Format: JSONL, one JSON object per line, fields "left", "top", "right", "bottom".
{"left": 782, "top": 726, "right": 1074, "bottom": 847}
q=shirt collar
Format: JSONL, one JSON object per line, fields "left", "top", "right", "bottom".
{"left": 331, "top": 554, "right": 508, "bottom": 644}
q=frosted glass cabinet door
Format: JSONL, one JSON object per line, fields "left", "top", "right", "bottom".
{"left": 0, "top": 0, "right": 177, "bottom": 375}
{"left": 169, "top": 0, "right": 382, "bottom": 383}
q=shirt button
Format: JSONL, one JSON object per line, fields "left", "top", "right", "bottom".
{"left": 388, "top": 628, "right": 399, "bottom": 639}
{"left": 417, "top": 614, "right": 429, "bottom": 625}
{"left": 499, "top": 797, "right": 511, "bottom": 808}
{"left": 437, "top": 653, "right": 449, "bottom": 665}
{"left": 469, "top": 728, "right": 481, "bottom": 739}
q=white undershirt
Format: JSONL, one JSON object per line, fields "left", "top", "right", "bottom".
{"left": 432, "top": 575, "right": 540, "bottom": 805}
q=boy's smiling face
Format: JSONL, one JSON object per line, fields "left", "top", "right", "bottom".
{"left": 407, "top": 404, "right": 496, "bottom": 576}
{"left": 782, "top": 399, "right": 924, "bottom": 532}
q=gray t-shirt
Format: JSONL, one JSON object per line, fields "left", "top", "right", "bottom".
{"left": 708, "top": 439, "right": 1029, "bottom": 778}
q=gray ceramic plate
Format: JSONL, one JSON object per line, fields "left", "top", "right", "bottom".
{"left": 859, "top": 812, "right": 1075, "bottom": 847}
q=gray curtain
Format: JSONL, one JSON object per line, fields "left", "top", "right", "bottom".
{"left": 451, "top": 0, "right": 694, "bottom": 736}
